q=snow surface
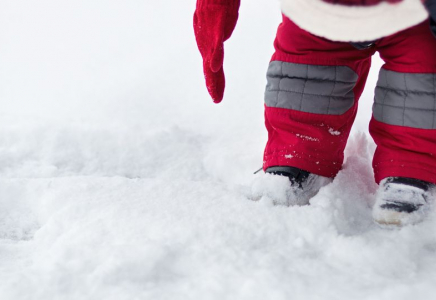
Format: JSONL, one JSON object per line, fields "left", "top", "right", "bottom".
{"left": 0, "top": 1, "right": 435, "bottom": 299}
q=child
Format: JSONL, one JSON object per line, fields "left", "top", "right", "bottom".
{"left": 194, "top": 0, "right": 436, "bottom": 226}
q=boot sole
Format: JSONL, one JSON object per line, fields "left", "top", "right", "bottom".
{"left": 373, "top": 208, "right": 426, "bottom": 227}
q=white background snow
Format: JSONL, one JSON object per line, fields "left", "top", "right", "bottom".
{"left": 0, "top": 1, "right": 435, "bottom": 299}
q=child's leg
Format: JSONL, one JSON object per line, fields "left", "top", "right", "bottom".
{"left": 263, "top": 16, "right": 374, "bottom": 177}
{"left": 370, "top": 21, "right": 436, "bottom": 184}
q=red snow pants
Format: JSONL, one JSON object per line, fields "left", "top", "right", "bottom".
{"left": 263, "top": 16, "right": 436, "bottom": 184}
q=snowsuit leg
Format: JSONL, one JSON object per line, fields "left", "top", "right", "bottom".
{"left": 263, "top": 16, "right": 375, "bottom": 177}
{"left": 370, "top": 21, "right": 436, "bottom": 184}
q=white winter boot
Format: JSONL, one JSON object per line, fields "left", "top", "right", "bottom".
{"left": 372, "top": 177, "right": 434, "bottom": 226}
{"left": 262, "top": 166, "right": 332, "bottom": 206}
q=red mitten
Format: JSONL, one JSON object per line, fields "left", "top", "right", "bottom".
{"left": 194, "top": 0, "right": 240, "bottom": 103}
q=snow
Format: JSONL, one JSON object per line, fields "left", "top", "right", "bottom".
{"left": 296, "top": 134, "right": 320, "bottom": 142}
{"left": 0, "top": 1, "right": 435, "bottom": 300}
{"left": 328, "top": 128, "right": 341, "bottom": 136}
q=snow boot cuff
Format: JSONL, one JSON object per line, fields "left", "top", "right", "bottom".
{"left": 384, "top": 177, "right": 433, "bottom": 191}
{"left": 265, "top": 166, "right": 310, "bottom": 187}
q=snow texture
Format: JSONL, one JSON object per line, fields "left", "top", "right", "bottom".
{"left": 0, "top": 1, "right": 435, "bottom": 300}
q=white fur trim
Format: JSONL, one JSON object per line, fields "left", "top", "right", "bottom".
{"left": 280, "top": 0, "right": 429, "bottom": 42}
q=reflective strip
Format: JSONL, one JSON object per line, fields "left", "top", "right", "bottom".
{"left": 373, "top": 69, "right": 436, "bottom": 129}
{"left": 265, "top": 61, "right": 358, "bottom": 115}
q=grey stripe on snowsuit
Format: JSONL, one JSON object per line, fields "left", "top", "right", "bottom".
{"left": 265, "top": 61, "right": 436, "bottom": 130}
{"left": 265, "top": 61, "right": 358, "bottom": 115}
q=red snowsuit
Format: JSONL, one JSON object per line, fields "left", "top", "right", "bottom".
{"left": 194, "top": 0, "right": 436, "bottom": 184}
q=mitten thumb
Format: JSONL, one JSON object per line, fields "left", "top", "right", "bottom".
{"left": 204, "top": 63, "right": 225, "bottom": 103}
{"left": 210, "top": 42, "right": 224, "bottom": 73}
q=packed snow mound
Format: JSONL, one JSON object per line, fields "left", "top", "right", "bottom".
{"left": 1, "top": 130, "right": 436, "bottom": 300}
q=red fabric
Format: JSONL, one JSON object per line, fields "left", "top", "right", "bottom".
{"left": 321, "top": 0, "right": 402, "bottom": 5}
{"left": 376, "top": 19, "right": 436, "bottom": 73}
{"left": 193, "top": 0, "right": 240, "bottom": 103}
{"left": 264, "top": 17, "right": 436, "bottom": 184}
{"left": 370, "top": 119, "right": 436, "bottom": 184}
{"left": 370, "top": 21, "right": 436, "bottom": 184}
{"left": 264, "top": 17, "right": 374, "bottom": 178}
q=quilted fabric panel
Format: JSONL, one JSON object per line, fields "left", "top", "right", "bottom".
{"left": 265, "top": 61, "right": 358, "bottom": 115}
{"left": 373, "top": 69, "right": 436, "bottom": 129}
